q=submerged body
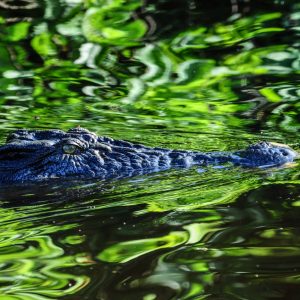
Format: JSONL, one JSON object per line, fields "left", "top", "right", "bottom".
{"left": 0, "top": 128, "right": 297, "bottom": 183}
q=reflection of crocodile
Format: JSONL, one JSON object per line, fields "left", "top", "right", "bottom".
{"left": 0, "top": 128, "right": 297, "bottom": 183}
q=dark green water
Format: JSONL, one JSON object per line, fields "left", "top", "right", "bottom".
{"left": 0, "top": 0, "right": 299, "bottom": 299}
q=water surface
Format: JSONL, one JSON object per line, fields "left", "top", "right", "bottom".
{"left": 0, "top": 0, "right": 299, "bottom": 299}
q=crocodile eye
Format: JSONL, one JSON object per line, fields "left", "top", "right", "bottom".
{"left": 63, "top": 144, "right": 78, "bottom": 154}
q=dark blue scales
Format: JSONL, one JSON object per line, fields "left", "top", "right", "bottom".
{"left": 0, "top": 128, "right": 297, "bottom": 183}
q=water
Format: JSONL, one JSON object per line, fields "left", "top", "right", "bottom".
{"left": 0, "top": 0, "right": 299, "bottom": 299}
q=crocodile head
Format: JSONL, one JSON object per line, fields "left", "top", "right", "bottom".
{"left": 234, "top": 141, "right": 298, "bottom": 168}
{"left": 0, "top": 128, "right": 116, "bottom": 183}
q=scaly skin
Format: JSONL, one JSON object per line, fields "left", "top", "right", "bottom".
{"left": 0, "top": 128, "right": 298, "bottom": 183}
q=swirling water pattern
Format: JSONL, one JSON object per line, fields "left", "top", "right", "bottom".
{"left": 0, "top": 0, "right": 299, "bottom": 299}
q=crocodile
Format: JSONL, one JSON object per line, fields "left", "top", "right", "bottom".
{"left": 0, "top": 127, "right": 297, "bottom": 184}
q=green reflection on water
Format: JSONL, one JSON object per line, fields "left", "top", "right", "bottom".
{"left": 0, "top": 207, "right": 90, "bottom": 299}
{"left": 82, "top": 0, "right": 147, "bottom": 46}
{"left": 0, "top": 0, "right": 299, "bottom": 138}
{"left": 0, "top": 0, "right": 299, "bottom": 299}
{"left": 98, "top": 231, "right": 188, "bottom": 263}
